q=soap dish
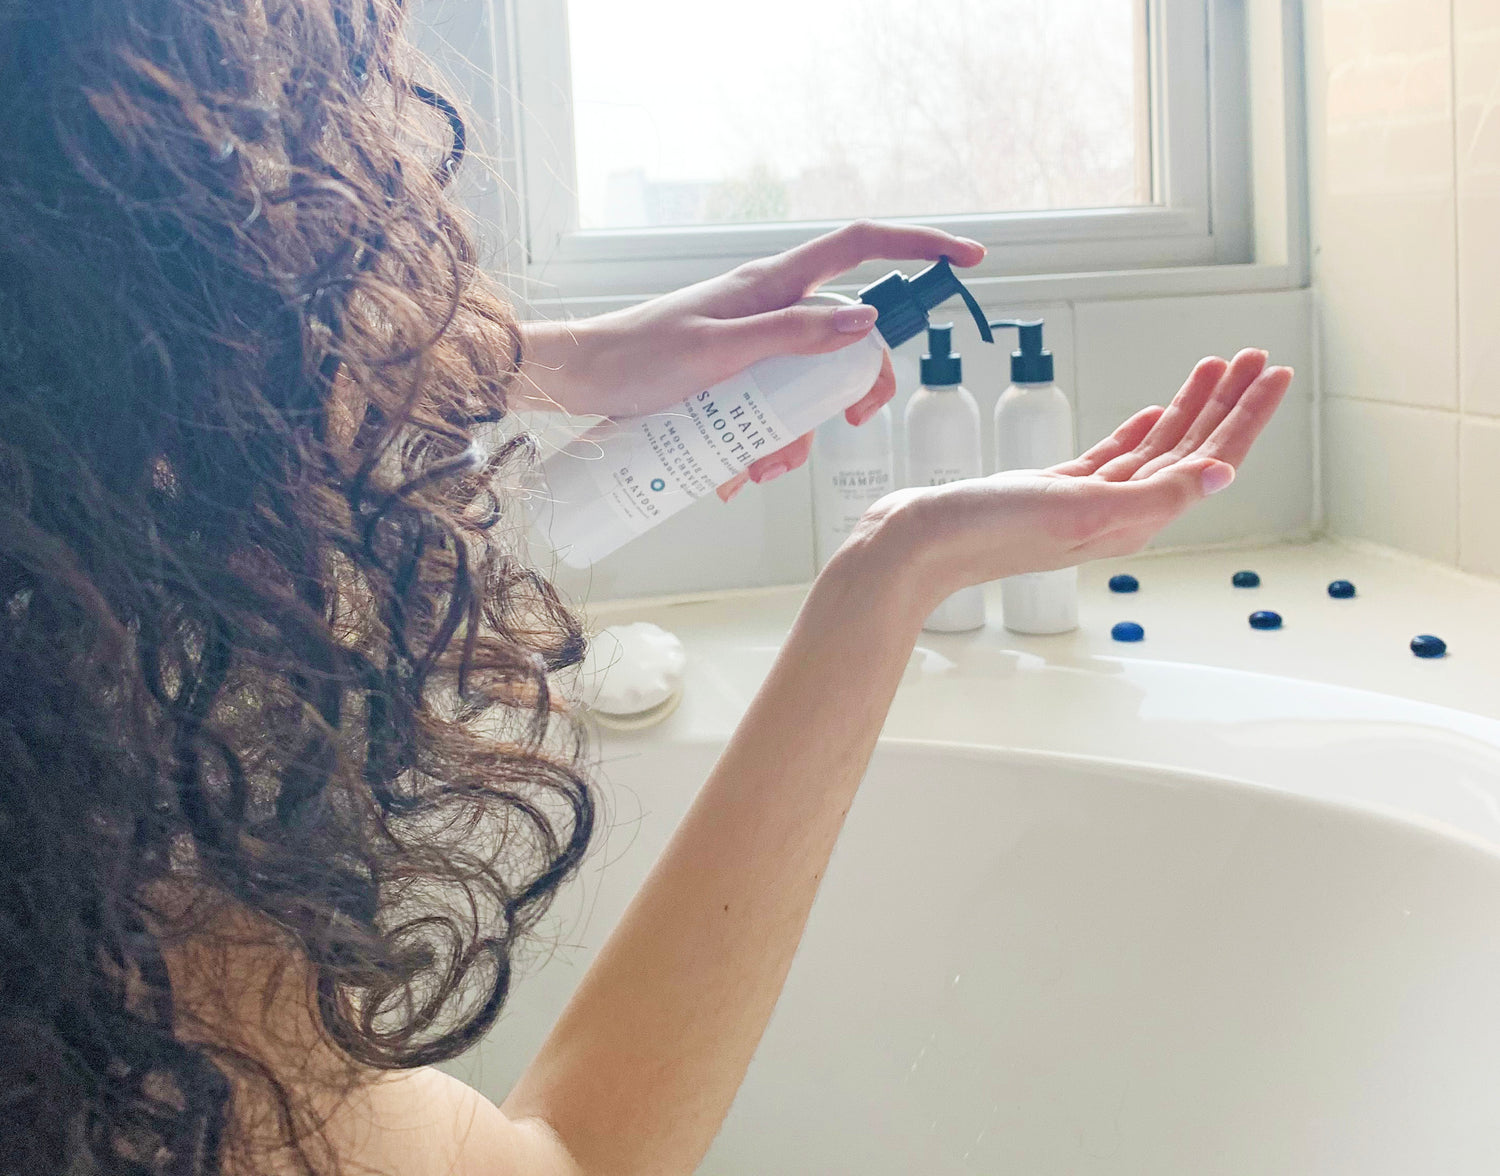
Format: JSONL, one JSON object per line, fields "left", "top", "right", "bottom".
{"left": 591, "top": 690, "right": 685, "bottom": 732}
{"left": 579, "top": 622, "right": 687, "bottom": 731}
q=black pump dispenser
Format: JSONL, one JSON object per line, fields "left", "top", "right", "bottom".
{"left": 860, "top": 257, "right": 995, "bottom": 350}
{"left": 920, "top": 324, "right": 963, "bottom": 387}
{"left": 990, "top": 318, "right": 1055, "bottom": 384}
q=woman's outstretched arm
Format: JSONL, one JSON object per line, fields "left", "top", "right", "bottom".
{"left": 502, "top": 528, "right": 932, "bottom": 1173}
{"left": 498, "top": 349, "right": 1293, "bottom": 1175}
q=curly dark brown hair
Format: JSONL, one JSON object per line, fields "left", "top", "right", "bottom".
{"left": 0, "top": 1, "right": 594, "bottom": 1173}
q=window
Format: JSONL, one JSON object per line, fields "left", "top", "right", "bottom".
{"left": 496, "top": 0, "right": 1258, "bottom": 299}
{"left": 566, "top": 0, "right": 1150, "bottom": 230}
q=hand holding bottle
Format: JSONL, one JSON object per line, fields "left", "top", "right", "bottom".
{"left": 530, "top": 245, "right": 995, "bottom": 568}
{"left": 517, "top": 221, "right": 985, "bottom": 493}
{"left": 851, "top": 349, "right": 1294, "bottom": 611}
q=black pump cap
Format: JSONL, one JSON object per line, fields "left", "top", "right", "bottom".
{"left": 859, "top": 257, "right": 995, "bottom": 350}
{"left": 921, "top": 324, "right": 962, "bottom": 386}
{"left": 990, "top": 318, "right": 1054, "bottom": 384}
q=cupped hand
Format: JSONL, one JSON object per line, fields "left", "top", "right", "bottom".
{"left": 517, "top": 221, "right": 985, "bottom": 497}
{"left": 873, "top": 349, "right": 1295, "bottom": 607}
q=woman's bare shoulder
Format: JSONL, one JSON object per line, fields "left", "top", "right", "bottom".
{"left": 325, "top": 1067, "right": 579, "bottom": 1176}
{"left": 158, "top": 917, "right": 578, "bottom": 1176}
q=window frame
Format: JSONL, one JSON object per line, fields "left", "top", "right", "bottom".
{"left": 411, "top": 0, "right": 1305, "bottom": 311}
{"left": 503, "top": 0, "right": 1249, "bottom": 300}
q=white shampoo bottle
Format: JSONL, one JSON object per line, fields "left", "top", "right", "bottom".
{"left": 992, "top": 318, "right": 1079, "bottom": 635}
{"left": 905, "top": 324, "right": 986, "bottom": 633}
{"left": 811, "top": 406, "right": 894, "bottom": 571}
{"left": 531, "top": 259, "right": 995, "bottom": 568}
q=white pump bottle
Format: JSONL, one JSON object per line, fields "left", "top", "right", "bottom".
{"left": 529, "top": 259, "right": 995, "bottom": 568}
{"left": 905, "top": 324, "right": 986, "bottom": 633}
{"left": 991, "top": 318, "right": 1079, "bottom": 635}
{"left": 810, "top": 406, "right": 894, "bottom": 571}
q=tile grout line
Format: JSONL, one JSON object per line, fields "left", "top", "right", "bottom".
{"left": 1452, "top": 0, "right": 1466, "bottom": 568}
{"left": 1308, "top": 1, "right": 1325, "bottom": 539}
{"left": 1320, "top": 396, "right": 1458, "bottom": 417}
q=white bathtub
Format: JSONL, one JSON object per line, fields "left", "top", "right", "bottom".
{"left": 449, "top": 738, "right": 1500, "bottom": 1175}
{"left": 446, "top": 543, "right": 1500, "bottom": 1172}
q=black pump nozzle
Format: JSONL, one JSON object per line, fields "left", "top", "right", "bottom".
{"left": 921, "top": 323, "right": 962, "bottom": 386}
{"left": 859, "top": 257, "right": 995, "bottom": 350}
{"left": 990, "top": 318, "right": 1054, "bottom": 384}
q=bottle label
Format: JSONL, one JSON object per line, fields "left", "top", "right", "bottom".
{"left": 584, "top": 373, "right": 797, "bottom": 536}
{"left": 815, "top": 465, "right": 892, "bottom": 558}
{"left": 916, "top": 468, "right": 967, "bottom": 487}
{"left": 825, "top": 467, "right": 892, "bottom": 524}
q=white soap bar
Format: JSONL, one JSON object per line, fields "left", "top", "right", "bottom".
{"left": 581, "top": 623, "right": 687, "bottom": 717}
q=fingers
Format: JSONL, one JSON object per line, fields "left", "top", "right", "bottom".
{"left": 717, "top": 430, "right": 814, "bottom": 503}
{"left": 845, "top": 350, "right": 898, "bottom": 425}
{"left": 1132, "top": 354, "right": 1242, "bottom": 460}
{"left": 717, "top": 471, "right": 750, "bottom": 503}
{"left": 1124, "top": 457, "right": 1236, "bottom": 520}
{"left": 706, "top": 302, "right": 881, "bottom": 375}
{"left": 769, "top": 220, "right": 986, "bottom": 300}
{"left": 1054, "top": 405, "right": 1166, "bottom": 476}
{"left": 716, "top": 429, "right": 814, "bottom": 504}
{"left": 1093, "top": 354, "right": 1234, "bottom": 481}
{"left": 1194, "top": 365, "right": 1295, "bottom": 469}
{"left": 745, "top": 432, "right": 814, "bottom": 488}
{"left": 1127, "top": 349, "right": 1272, "bottom": 481}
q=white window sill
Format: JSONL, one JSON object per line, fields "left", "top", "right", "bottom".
{"left": 519, "top": 260, "right": 1309, "bottom": 320}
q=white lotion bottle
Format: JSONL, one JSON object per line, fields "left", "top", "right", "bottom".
{"left": 529, "top": 258, "right": 996, "bottom": 568}
{"left": 905, "top": 324, "right": 986, "bottom": 633}
{"left": 992, "top": 318, "right": 1079, "bottom": 635}
{"left": 811, "top": 406, "right": 894, "bottom": 571}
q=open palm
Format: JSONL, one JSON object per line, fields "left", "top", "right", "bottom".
{"left": 899, "top": 349, "right": 1294, "bottom": 592}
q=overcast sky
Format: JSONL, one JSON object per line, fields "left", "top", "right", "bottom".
{"left": 565, "top": 0, "right": 1141, "bottom": 227}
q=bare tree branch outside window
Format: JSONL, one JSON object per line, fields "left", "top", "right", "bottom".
{"left": 567, "top": 0, "right": 1148, "bottom": 230}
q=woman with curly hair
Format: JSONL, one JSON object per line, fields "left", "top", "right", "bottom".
{"left": 0, "top": 1, "right": 1292, "bottom": 1173}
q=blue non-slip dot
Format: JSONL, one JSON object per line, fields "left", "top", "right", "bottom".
{"left": 1328, "top": 580, "right": 1357, "bottom": 599}
{"left": 1411, "top": 635, "right": 1448, "bottom": 659}
{"left": 1109, "top": 574, "right": 1140, "bottom": 594}
{"left": 1249, "top": 610, "right": 1283, "bottom": 631}
{"left": 1233, "top": 570, "right": 1262, "bottom": 589}
{"left": 1111, "top": 622, "right": 1145, "bottom": 643}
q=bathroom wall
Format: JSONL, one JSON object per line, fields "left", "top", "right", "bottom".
{"left": 1312, "top": 0, "right": 1500, "bottom": 577}
{"left": 549, "top": 289, "right": 1316, "bottom": 602}
{"left": 409, "top": 0, "right": 1317, "bottom": 604}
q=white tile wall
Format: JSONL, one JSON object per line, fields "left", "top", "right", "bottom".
{"left": 1461, "top": 416, "right": 1500, "bottom": 576}
{"left": 1325, "top": 398, "right": 1461, "bottom": 563}
{"left": 1314, "top": 0, "right": 1500, "bottom": 578}
{"left": 553, "top": 288, "right": 1317, "bottom": 601}
{"left": 1074, "top": 290, "right": 1316, "bottom": 549}
{"left": 1457, "top": 0, "right": 1500, "bottom": 418}
{"left": 1317, "top": 0, "right": 1458, "bottom": 411}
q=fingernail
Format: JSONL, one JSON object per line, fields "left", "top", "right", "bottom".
{"left": 1202, "top": 463, "right": 1236, "bottom": 496}
{"left": 957, "top": 236, "right": 985, "bottom": 252}
{"left": 720, "top": 479, "right": 747, "bottom": 503}
{"left": 751, "top": 459, "right": 790, "bottom": 485}
{"left": 832, "top": 304, "right": 879, "bottom": 334}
